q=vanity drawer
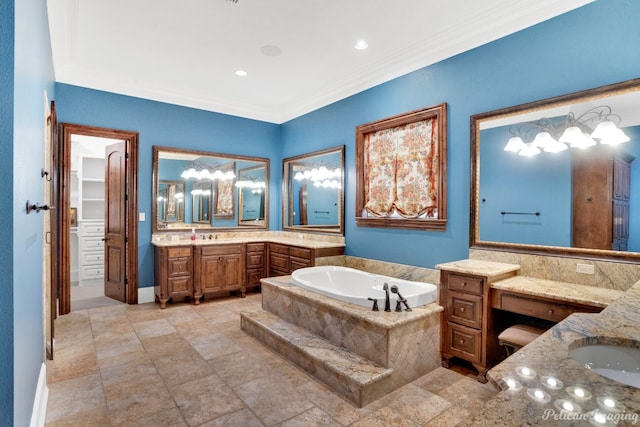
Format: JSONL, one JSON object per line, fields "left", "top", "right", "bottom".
{"left": 445, "top": 322, "right": 482, "bottom": 364}
{"left": 246, "top": 242, "right": 266, "bottom": 253}
{"left": 499, "top": 294, "right": 578, "bottom": 323}
{"left": 247, "top": 252, "right": 265, "bottom": 268}
{"left": 269, "top": 243, "right": 289, "bottom": 255}
{"left": 269, "top": 253, "right": 289, "bottom": 271}
{"left": 448, "top": 291, "right": 483, "bottom": 328}
{"left": 247, "top": 269, "right": 265, "bottom": 286}
{"left": 289, "top": 246, "right": 311, "bottom": 260}
{"left": 167, "top": 257, "right": 192, "bottom": 277}
{"left": 167, "top": 247, "right": 191, "bottom": 258}
{"left": 200, "top": 244, "right": 243, "bottom": 256}
{"left": 448, "top": 274, "right": 483, "bottom": 295}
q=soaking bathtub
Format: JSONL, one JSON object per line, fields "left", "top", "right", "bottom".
{"left": 290, "top": 265, "right": 437, "bottom": 309}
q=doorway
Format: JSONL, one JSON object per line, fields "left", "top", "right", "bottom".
{"left": 55, "top": 124, "right": 139, "bottom": 315}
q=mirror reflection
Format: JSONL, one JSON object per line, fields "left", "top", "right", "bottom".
{"left": 153, "top": 146, "right": 269, "bottom": 232}
{"left": 472, "top": 79, "right": 640, "bottom": 259}
{"left": 237, "top": 165, "right": 266, "bottom": 225}
{"left": 283, "top": 146, "right": 345, "bottom": 235}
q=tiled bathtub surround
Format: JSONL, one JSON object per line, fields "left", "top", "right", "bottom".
{"left": 242, "top": 276, "right": 443, "bottom": 407}
{"left": 470, "top": 249, "right": 640, "bottom": 291}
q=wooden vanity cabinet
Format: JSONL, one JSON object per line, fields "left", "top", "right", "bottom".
{"left": 267, "top": 243, "right": 343, "bottom": 276}
{"left": 440, "top": 270, "right": 508, "bottom": 383}
{"left": 194, "top": 244, "right": 246, "bottom": 300}
{"left": 154, "top": 246, "right": 194, "bottom": 309}
{"left": 246, "top": 242, "right": 266, "bottom": 287}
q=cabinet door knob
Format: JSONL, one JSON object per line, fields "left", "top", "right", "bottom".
{"left": 548, "top": 309, "right": 554, "bottom": 315}
{"left": 459, "top": 307, "right": 465, "bottom": 313}
{"left": 461, "top": 282, "right": 467, "bottom": 287}
{"left": 459, "top": 339, "right": 465, "bottom": 345}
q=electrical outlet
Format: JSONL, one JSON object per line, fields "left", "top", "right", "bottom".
{"left": 576, "top": 263, "right": 595, "bottom": 275}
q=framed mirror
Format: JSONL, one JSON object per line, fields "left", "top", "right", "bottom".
{"left": 191, "top": 181, "right": 212, "bottom": 223}
{"left": 282, "top": 146, "right": 345, "bottom": 235}
{"left": 153, "top": 146, "right": 269, "bottom": 232}
{"left": 471, "top": 78, "right": 640, "bottom": 261}
{"left": 237, "top": 165, "right": 266, "bottom": 226}
{"left": 158, "top": 180, "right": 185, "bottom": 222}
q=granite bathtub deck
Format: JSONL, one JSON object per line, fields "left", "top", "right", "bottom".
{"left": 464, "top": 281, "right": 640, "bottom": 426}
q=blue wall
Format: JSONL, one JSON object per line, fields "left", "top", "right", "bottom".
{"left": 8, "top": 0, "right": 56, "bottom": 424}
{"left": 281, "top": 0, "right": 640, "bottom": 268}
{"left": 0, "top": 0, "right": 16, "bottom": 422}
{"left": 55, "top": 85, "right": 281, "bottom": 288}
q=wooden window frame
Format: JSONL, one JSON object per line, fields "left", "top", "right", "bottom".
{"left": 355, "top": 103, "right": 448, "bottom": 231}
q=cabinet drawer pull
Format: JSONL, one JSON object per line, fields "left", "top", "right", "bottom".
{"left": 459, "top": 339, "right": 465, "bottom": 345}
{"left": 459, "top": 307, "right": 465, "bottom": 313}
{"left": 461, "top": 282, "right": 467, "bottom": 287}
{"left": 548, "top": 309, "right": 554, "bottom": 315}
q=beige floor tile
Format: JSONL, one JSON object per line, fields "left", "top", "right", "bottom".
{"left": 104, "top": 374, "right": 175, "bottom": 426}
{"left": 45, "top": 373, "right": 105, "bottom": 424}
{"left": 47, "top": 296, "right": 495, "bottom": 427}
{"left": 279, "top": 406, "right": 342, "bottom": 426}
{"left": 170, "top": 373, "right": 246, "bottom": 426}
{"left": 208, "top": 350, "right": 270, "bottom": 387}
{"left": 233, "top": 375, "right": 315, "bottom": 425}
{"left": 350, "top": 406, "right": 421, "bottom": 427}
{"left": 197, "top": 408, "right": 265, "bottom": 427}
{"left": 190, "top": 331, "right": 243, "bottom": 360}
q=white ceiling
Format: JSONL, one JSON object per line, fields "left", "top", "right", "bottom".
{"left": 47, "top": 0, "right": 594, "bottom": 124}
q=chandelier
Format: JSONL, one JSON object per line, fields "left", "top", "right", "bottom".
{"left": 504, "top": 105, "right": 630, "bottom": 157}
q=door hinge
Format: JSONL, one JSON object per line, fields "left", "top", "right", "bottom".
{"left": 125, "top": 152, "right": 129, "bottom": 159}
{"left": 125, "top": 278, "right": 128, "bottom": 285}
{"left": 125, "top": 237, "right": 128, "bottom": 243}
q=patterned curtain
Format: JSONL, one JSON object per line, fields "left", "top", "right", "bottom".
{"left": 364, "top": 118, "right": 438, "bottom": 218}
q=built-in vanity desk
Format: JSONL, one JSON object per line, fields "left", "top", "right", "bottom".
{"left": 153, "top": 236, "right": 344, "bottom": 308}
{"left": 437, "top": 259, "right": 623, "bottom": 383}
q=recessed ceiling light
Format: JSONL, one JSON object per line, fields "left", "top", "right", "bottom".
{"left": 354, "top": 40, "right": 368, "bottom": 50}
{"left": 235, "top": 70, "right": 248, "bottom": 77}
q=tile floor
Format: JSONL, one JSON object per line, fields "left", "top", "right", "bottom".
{"left": 45, "top": 291, "right": 498, "bottom": 426}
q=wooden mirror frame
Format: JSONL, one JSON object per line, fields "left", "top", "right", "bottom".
{"left": 355, "top": 104, "right": 448, "bottom": 230}
{"left": 152, "top": 146, "right": 269, "bottom": 233}
{"left": 282, "top": 145, "right": 345, "bottom": 235}
{"left": 470, "top": 78, "right": 640, "bottom": 261}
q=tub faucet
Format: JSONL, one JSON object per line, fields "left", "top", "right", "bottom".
{"left": 382, "top": 283, "right": 391, "bottom": 312}
{"left": 390, "top": 285, "right": 412, "bottom": 312}
{"left": 367, "top": 297, "right": 379, "bottom": 311}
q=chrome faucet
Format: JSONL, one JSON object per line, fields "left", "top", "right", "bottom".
{"left": 382, "top": 283, "right": 391, "bottom": 312}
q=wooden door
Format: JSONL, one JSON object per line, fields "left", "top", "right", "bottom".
{"left": 104, "top": 142, "right": 127, "bottom": 301}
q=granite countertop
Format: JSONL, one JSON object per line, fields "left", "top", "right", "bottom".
{"left": 435, "top": 259, "right": 521, "bottom": 281}
{"left": 465, "top": 281, "right": 640, "bottom": 426}
{"left": 151, "top": 235, "right": 345, "bottom": 249}
{"left": 491, "top": 276, "right": 624, "bottom": 308}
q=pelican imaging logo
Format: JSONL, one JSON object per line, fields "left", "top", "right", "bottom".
{"left": 542, "top": 409, "right": 638, "bottom": 425}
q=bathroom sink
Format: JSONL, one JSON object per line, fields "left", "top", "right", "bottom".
{"left": 570, "top": 343, "right": 640, "bottom": 388}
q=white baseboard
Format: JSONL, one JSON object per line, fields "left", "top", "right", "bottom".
{"left": 138, "top": 286, "right": 155, "bottom": 304}
{"left": 30, "top": 363, "right": 48, "bottom": 427}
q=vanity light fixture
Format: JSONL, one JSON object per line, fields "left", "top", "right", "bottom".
{"left": 504, "top": 105, "right": 629, "bottom": 156}
{"left": 181, "top": 168, "right": 236, "bottom": 181}
{"left": 293, "top": 166, "right": 341, "bottom": 188}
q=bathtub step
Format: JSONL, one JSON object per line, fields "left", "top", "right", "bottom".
{"left": 240, "top": 310, "right": 393, "bottom": 407}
